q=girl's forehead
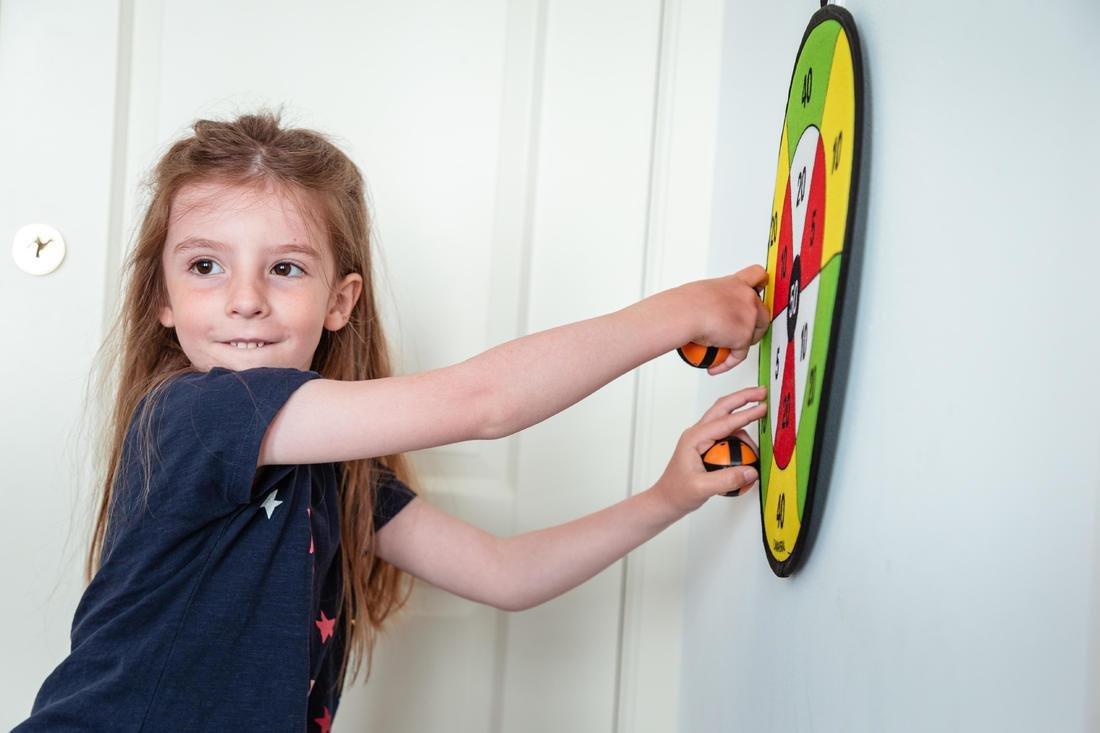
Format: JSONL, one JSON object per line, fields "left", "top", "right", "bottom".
{"left": 170, "top": 179, "right": 318, "bottom": 231}
{"left": 164, "top": 179, "right": 334, "bottom": 277}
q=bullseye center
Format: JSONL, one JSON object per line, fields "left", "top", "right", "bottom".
{"left": 786, "top": 256, "right": 801, "bottom": 341}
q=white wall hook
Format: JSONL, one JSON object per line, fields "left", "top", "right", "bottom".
{"left": 11, "top": 223, "right": 66, "bottom": 275}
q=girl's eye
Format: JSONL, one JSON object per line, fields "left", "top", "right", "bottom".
{"left": 187, "top": 259, "right": 306, "bottom": 278}
{"left": 189, "top": 258, "right": 223, "bottom": 276}
{"left": 272, "top": 261, "right": 306, "bottom": 277}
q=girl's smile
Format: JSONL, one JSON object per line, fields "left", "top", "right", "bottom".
{"left": 221, "top": 340, "right": 276, "bottom": 349}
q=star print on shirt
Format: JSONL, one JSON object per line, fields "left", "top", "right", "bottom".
{"left": 315, "top": 609, "right": 335, "bottom": 643}
{"left": 314, "top": 705, "right": 332, "bottom": 733}
{"left": 261, "top": 489, "right": 283, "bottom": 519}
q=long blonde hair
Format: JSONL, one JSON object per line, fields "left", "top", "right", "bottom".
{"left": 83, "top": 108, "right": 418, "bottom": 691}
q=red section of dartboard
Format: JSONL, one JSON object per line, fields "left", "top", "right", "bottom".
{"left": 772, "top": 184, "right": 794, "bottom": 319}
{"left": 773, "top": 339, "right": 797, "bottom": 468}
{"left": 800, "top": 135, "right": 827, "bottom": 284}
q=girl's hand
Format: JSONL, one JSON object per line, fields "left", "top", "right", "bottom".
{"left": 651, "top": 386, "right": 767, "bottom": 516}
{"left": 678, "top": 265, "right": 771, "bottom": 376}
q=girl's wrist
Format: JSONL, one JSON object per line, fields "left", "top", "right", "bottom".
{"left": 632, "top": 285, "right": 703, "bottom": 353}
{"left": 642, "top": 481, "right": 694, "bottom": 528}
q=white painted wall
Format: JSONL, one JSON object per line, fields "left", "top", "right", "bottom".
{"left": 0, "top": 1, "right": 726, "bottom": 731}
{"left": 681, "top": 1, "right": 1100, "bottom": 730}
{"left": 0, "top": 0, "right": 122, "bottom": 726}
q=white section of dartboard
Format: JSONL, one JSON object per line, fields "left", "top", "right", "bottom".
{"left": 768, "top": 306, "right": 789, "bottom": 454}
{"left": 793, "top": 272, "right": 820, "bottom": 437}
{"left": 788, "top": 126, "right": 820, "bottom": 257}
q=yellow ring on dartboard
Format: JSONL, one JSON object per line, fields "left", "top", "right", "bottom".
{"left": 820, "top": 30, "right": 855, "bottom": 267}
{"left": 763, "top": 123, "right": 789, "bottom": 320}
{"left": 762, "top": 447, "right": 799, "bottom": 562}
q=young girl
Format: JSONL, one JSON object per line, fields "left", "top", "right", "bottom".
{"left": 16, "top": 110, "right": 770, "bottom": 732}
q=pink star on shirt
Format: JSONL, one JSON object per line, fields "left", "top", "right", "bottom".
{"left": 315, "top": 609, "right": 335, "bottom": 643}
{"left": 314, "top": 705, "right": 332, "bottom": 733}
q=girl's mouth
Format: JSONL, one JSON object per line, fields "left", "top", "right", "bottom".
{"left": 222, "top": 341, "right": 274, "bottom": 350}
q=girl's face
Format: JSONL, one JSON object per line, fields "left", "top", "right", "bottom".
{"left": 159, "top": 180, "right": 362, "bottom": 373}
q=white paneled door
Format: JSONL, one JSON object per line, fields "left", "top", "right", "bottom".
{"left": 0, "top": 1, "right": 725, "bottom": 731}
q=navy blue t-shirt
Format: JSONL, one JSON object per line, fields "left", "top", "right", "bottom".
{"left": 16, "top": 367, "right": 416, "bottom": 732}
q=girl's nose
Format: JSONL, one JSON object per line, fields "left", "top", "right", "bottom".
{"left": 226, "top": 277, "right": 270, "bottom": 317}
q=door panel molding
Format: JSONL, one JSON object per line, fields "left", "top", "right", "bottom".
{"left": 617, "top": 0, "right": 725, "bottom": 731}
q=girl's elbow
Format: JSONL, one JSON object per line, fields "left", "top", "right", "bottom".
{"left": 493, "top": 594, "right": 537, "bottom": 613}
{"left": 483, "top": 538, "right": 545, "bottom": 611}
{"left": 480, "top": 394, "right": 511, "bottom": 441}
{"left": 488, "top": 573, "right": 541, "bottom": 612}
{"left": 492, "top": 578, "right": 564, "bottom": 611}
{"left": 456, "top": 362, "right": 507, "bottom": 440}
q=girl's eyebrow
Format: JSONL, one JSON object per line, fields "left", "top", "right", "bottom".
{"left": 171, "top": 236, "right": 320, "bottom": 260}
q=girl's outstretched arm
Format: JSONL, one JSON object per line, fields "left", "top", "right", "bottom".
{"left": 260, "top": 266, "right": 767, "bottom": 466}
{"left": 374, "top": 388, "right": 765, "bottom": 612}
{"left": 473, "top": 265, "right": 768, "bottom": 439}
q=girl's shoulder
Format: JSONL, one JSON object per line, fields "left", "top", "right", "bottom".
{"left": 128, "top": 366, "right": 324, "bottom": 507}
{"left": 144, "top": 365, "right": 321, "bottom": 414}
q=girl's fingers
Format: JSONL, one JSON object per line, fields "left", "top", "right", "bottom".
{"left": 698, "top": 386, "right": 767, "bottom": 424}
{"left": 751, "top": 318, "right": 770, "bottom": 345}
{"left": 706, "top": 352, "right": 738, "bottom": 376}
{"left": 735, "top": 264, "right": 768, "bottom": 287}
{"left": 700, "top": 462, "right": 758, "bottom": 496}
{"left": 693, "top": 403, "right": 767, "bottom": 452}
{"left": 755, "top": 299, "right": 771, "bottom": 333}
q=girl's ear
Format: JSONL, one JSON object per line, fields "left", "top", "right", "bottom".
{"left": 159, "top": 304, "right": 174, "bottom": 329}
{"left": 325, "top": 273, "right": 363, "bottom": 331}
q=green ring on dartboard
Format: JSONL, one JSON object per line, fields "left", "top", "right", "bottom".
{"left": 757, "top": 5, "right": 863, "bottom": 578}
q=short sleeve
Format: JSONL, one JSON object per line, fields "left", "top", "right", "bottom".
{"left": 374, "top": 468, "right": 417, "bottom": 530}
{"left": 150, "top": 366, "right": 321, "bottom": 507}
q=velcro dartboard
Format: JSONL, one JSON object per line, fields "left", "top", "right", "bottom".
{"left": 757, "top": 3, "right": 863, "bottom": 577}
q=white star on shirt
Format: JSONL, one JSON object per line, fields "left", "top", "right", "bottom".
{"left": 261, "top": 489, "right": 283, "bottom": 519}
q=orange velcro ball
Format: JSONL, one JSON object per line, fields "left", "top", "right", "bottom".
{"left": 702, "top": 435, "right": 761, "bottom": 497}
{"left": 677, "top": 342, "right": 731, "bottom": 369}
